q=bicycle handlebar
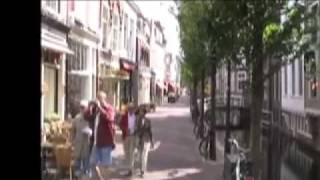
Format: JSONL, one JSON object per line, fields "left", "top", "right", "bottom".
{"left": 228, "top": 138, "right": 250, "bottom": 154}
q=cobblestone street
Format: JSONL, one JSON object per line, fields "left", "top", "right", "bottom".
{"left": 110, "top": 96, "right": 224, "bottom": 180}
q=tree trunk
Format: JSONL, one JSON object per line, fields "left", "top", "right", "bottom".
{"left": 200, "top": 70, "right": 205, "bottom": 138}
{"left": 250, "top": 22, "right": 264, "bottom": 180}
{"left": 209, "top": 62, "right": 217, "bottom": 160}
{"left": 191, "top": 76, "right": 199, "bottom": 121}
{"left": 225, "top": 60, "right": 231, "bottom": 154}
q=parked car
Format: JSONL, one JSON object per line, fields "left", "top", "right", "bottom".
{"left": 168, "top": 92, "right": 176, "bottom": 103}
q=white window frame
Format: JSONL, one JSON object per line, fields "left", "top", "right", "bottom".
{"left": 44, "top": 0, "right": 59, "bottom": 14}
{"left": 112, "top": 13, "right": 119, "bottom": 51}
{"left": 102, "top": 6, "right": 109, "bottom": 49}
{"left": 129, "top": 18, "right": 134, "bottom": 57}
{"left": 123, "top": 13, "right": 128, "bottom": 49}
{"left": 68, "top": 40, "right": 89, "bottom": 73}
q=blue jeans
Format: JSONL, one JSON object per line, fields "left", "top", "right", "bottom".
{"left": 90, "top": 146, "right": 113, "bottom": 167}
{"left": 75, "top": 153, "right": 91, "bottom": 175}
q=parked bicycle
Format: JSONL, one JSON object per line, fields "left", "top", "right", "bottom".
{"left": 228, "top": 138, "right": 254, "bottom": 180}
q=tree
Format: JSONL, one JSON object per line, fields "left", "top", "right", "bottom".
{"left": 179, "top": 1, "right": 313, "bottom": 179}
{"left": 179, "top": 1, "right": 209, "bottom": 126}
{"left": 223, "top": 1, "right": 312, "bottom": 179}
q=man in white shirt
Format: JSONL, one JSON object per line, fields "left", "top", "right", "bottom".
{"left": 119, "top": 103, "right": 137, "bottom": 176}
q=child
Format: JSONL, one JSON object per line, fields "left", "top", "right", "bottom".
{"left": 134, "top": 108, "right": 154, "bottom": 178}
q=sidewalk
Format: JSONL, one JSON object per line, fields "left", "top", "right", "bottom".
{"left": 104, "top": 96, "right": 225, "bottom": 180}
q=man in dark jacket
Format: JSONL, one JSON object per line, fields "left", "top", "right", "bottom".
{"left": 85, "top": 91, "right": 115, "bottom": 180}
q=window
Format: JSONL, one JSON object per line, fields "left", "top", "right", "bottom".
{"left": 129, "top": 19, "right": 134, "bottom": 56}
{"left": 112, "top": 13, "right": 118, "bottom": 50}
{"left": 44, "top": 66, "right": 57, "bottom": 116}
{"left": 298, "top": 59, "right": 303, "bottom": 96}
{"left": 284, "top": 65, "right": 288, "bottom": 95}
{"left": 238, "top": 73, "right": 245, "bottom": 79}
{"left": 102, "top": 23, "right": 107, "bottom": 48}
{"left": 238, "top": 81, "right": 245, "bottom": 90}
{"left": 305, "top": 52, "right": 317, "bottom": 98}
{"left": 123, "top": 14, "right": 128, "bottom": 49}
{"left": 292, "top": 62, "right": 295, "bottom": 95}
{"left": 310, "top": 77, "right": 317, "bottom": 97}
{"left": 45, "top": 0, "right": 59, "bottom": 12}
{"left": 68, "top": 40, "right": 88, "bottom": 71}
{"left": 102, "top": 7, "right": 108, "bottom": 49}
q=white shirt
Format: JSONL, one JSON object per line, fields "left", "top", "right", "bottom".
{"left": 93, "top": 112, "right": 100, "bottom": 147}
{"left": 128, "top": 113, "right": 136, "bottom": 135}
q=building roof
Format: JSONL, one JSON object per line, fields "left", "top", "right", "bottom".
{"left": 127, "top": 0, "right": 142, "bottom": 15}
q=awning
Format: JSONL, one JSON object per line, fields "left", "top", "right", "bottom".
{"left": 100, "top": 69, "right": 130, "bottom": 80}
{"left": 41, "top": 31, "right": 74, "bottom": 55}
{"left": 120, "top": 59, "right": 135, "bottom": 71}
{"left": 168, "top": 82, "right": 175, "bottom": 91}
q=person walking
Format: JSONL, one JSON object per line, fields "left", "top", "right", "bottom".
{"left": 84, "top": 91, "right": 116, "bottom": 180}
{"left": 119, "top": 103, "right": 137, "bottom": 176}
{"left": 134, "top": 108, "right": 154, "bottom": 178}
{"left": 71, "top": 100, "right": 91, "bottom": 177}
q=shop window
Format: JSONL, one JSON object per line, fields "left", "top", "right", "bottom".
{"left": 68, "top": 40, "right": 88, "bottom": 72}
{"left": 44, "top": 66, "right": 58, "bottom": 116}
{"left": 66, "top": 75, "right": 88, "bottom": 118}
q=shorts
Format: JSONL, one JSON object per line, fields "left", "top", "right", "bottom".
{"left": 90, "top": 146, "right": 113, "bottom": 166}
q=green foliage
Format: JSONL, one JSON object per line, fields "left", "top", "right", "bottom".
{"left": 179, "top": 0, "right": 315, "bottom": 179}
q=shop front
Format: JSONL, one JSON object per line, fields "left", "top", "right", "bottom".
{"left": 65, "top": 28, "right": 99, "bottom": 118}
{"left": 119, "top": 58, "right": 136, "bottom": 106}
{"left": 99, "top": 63, "right": 129, "bottom": 110}
{"left": 41, "top": 15, "right": 73, "bottom": 141}
{"left": 138, "top": 67, "right": 152, "bottom": 105}
{"left": 150, "top": 70, "right": 156, "bottom": 104}
{"left": 155, "top": 81, "right": 164, "bottom": 105}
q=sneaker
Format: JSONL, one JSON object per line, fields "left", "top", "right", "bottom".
{"left": 74, "top": 170, "right": 82, "bottom": 177}
{"left": 140, "top": 171, "right": 144, "bottom": 178}
{"left": 124, "top": 170, "right": 133, "bottom": 177}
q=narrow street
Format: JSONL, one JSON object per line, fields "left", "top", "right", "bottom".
{"left": 111, "top": 96, "right": 224, "bottom": 180}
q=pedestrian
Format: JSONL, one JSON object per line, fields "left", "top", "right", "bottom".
{"left": 84, "top": 91, "right": 116, "bottom": 180}
{"left": 119, "top": 103, "right": 137, "bottom": 176}
{"left": 134, "top": 107, "right": 154, "bottom": 178}
{"left": 71, "top": 100, "right": 91, "bottom": 177}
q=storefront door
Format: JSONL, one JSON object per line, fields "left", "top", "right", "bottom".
{"left": 43, "top": 66, "right": 58, "bottom": 117}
